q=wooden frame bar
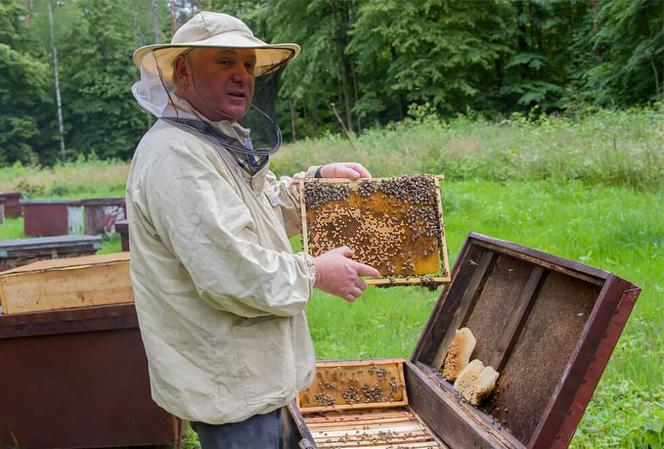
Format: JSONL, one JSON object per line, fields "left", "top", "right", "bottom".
{"left": 487, "top": 266, "right": 546, "bottom": 371}
{"left": 431, "top": 249, "right": 495, "bottom": 369}
{"left": 406, "top": 362, "right": 522, "bottom": 449}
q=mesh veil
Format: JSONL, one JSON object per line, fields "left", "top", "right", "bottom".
{"left": 132, "top": 48, "right": 289, "bottom": 174}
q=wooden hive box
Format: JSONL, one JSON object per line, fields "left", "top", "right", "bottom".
{"left": 284, "top": 232, "right": 641, "bottom": 449}
{"left": 0, "top": 252, "right": 132, "bottom": 315}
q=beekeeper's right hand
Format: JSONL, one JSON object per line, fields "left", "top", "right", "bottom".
{"left": 313, "top": 246, "right": 380, "bottom": 302}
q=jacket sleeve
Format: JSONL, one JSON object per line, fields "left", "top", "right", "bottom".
{"left": 144, "top": 139, "right": 316, "bottom": 318}
{"left": 262, "top": 166, "right": 320, "bottom": 237}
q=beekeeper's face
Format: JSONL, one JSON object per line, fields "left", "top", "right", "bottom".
{"left": 174, "top": 48, "right": 256, "bottom": 121}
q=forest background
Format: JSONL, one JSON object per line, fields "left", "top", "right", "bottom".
{"left": 1, "top": 0, "right": 662, "bottom": 165}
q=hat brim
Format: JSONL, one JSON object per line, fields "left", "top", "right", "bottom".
{"left": 133, "top": 31, "right": 300, "bottom": 78}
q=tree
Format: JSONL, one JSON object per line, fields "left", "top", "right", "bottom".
{"left": 583, "top": 0, "right": 663, "bottom": 106}
{"left": 47, "top": 0, "right": 66, "bottom": 160}
{"left": 350, "top": 0, "right": 514, "bottom": 119}
{"left": 0, "top": 0, "right": 52, "bottom": 165}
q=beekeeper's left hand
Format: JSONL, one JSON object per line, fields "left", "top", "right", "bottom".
{"left": 319, "top": 162, "right": 371, "bottom": 180}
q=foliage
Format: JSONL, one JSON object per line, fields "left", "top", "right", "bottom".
{"left": 0, "top": 0, "right": 52, "bottom": 165}
{"left": 0, "top": 0, "right": 662, "bottom": 164}
{"left": 583, "top": 0, "right": 664, "bottom": 107}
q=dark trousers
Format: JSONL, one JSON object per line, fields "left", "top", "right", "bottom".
{"left": 191, "top": 408, "right": 283, "bottom": 449}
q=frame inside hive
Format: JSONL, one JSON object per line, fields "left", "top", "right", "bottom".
{"left": 297, "top": 359, "right": 408, "bottom": 413}
{"left": 294, "top": 360, "right": 449, "bottom": 449}
{"left": 300, "top": 175, "right": 450, "bottom": 286}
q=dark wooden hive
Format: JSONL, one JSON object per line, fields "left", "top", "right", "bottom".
{"left": 286, "top": 232, "right": 641, "bottom": 449}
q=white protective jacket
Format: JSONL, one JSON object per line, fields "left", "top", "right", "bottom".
{"left": 125, "top": 107, "right": 317, "bottom": 424}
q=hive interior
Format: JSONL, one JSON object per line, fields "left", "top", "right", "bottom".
{"left": 301, "top": 175, "right": 449, "bottom": 286}
{"left": 298, "top": 361, "right": 448, "bottom": 449}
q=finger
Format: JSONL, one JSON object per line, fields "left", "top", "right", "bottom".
{"left": 348, "top": 163, "right": 371, "bottom": 178}
{"left": 343, "top": 293, "right": 356, "bottom": 302}
{"left": 353, "top": 262, "right": 381, "bottom": 278}
{"left": 335, "top": 166, "right": 361, "bottom": 180}
{"left": 350, "top": 287, "right": 363, "bottom": 298}
{"left": 355, "top": 277, "right": 368, "bottom": 291}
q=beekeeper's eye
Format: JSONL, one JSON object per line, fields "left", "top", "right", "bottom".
{"left": 244, "top": 59, "right": 256, "bottom": 74}
{"left": 217, "top": 57, "right": 233, "bottom": 68}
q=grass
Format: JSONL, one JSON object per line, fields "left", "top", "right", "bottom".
{"left": 0, "top": 107, "right": 661, "bottom": 448}
{"left": 0, "top": 159, "right": 127, "bottom": 199}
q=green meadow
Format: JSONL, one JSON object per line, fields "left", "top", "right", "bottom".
{"left": 0, "top": 108, "right": 661, "bottom": 448}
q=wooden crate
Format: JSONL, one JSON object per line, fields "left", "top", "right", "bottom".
{"left": 287, "top": 233, "right": 641, "bottom": 449}
{"left": 0, "top": 252, "right": 132, "bottom": 315}
{"left": 300, "top": 175, "right": 450, "bottom": 287}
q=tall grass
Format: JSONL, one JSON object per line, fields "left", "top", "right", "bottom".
{"left": 0, "top": 107, "right": 659, "bottom": 196}
{"left": 272, "top": 106, "right": 664, "bottom": 190}
{"left": 0, "top": 159, "right": 127, "bottom": 199}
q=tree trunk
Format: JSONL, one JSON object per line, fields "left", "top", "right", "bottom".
{"left": 151, "top": 0, "right": 161, "bottom": 43}
{"left": 170, "top": 0, "right": 178, "bottom": 35}
{"left": 339, "top": 62, "right": 353, "bottom": 134}
{"left": 310, "top": 95, "right": 318, "bottom": 138}
{"left": 350, "top": 58, "right": 361, "bottom": 132}
{"left": 47, "top": 0, "right": 66, "bottom": 161}
{"left": 288, "top": 94, "right": 297, "bottom": 143}
{"left": 24, "top": 0, "right": 33, "bottom": 27}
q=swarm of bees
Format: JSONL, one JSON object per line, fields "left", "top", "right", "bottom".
{"left": 303, "top": 174, "right": 448, "bottom": 284}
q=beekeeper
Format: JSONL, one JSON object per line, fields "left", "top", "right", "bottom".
{"left": 126, "top": 10, "right": 379, "bottom": 449}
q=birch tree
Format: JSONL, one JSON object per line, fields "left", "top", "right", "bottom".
{"left": 47, "top": 0, "right": 66, "bottom": 160}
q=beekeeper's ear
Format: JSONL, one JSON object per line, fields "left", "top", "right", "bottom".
{"left": 173, "top": 54, "right": 191, "bottom": 87}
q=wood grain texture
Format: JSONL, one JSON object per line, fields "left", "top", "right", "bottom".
{"left": 487, "top": 266, "right": 545, "bottom": 371}
{"left": 0, "top": 252, "right": 132, "bottom": 314}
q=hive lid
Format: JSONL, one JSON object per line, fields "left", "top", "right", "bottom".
{"left": 411, "top": 232, "right": 640, "bottom": 449}
{"left": 0, "top": 235, "right": 101, "bottom": 255}
{"left": 0, "top": 252, "right": 129, "bottom": 276}
{"left": 80, "top": 197, "right": 126, "bottom": 206}
{"left": 20, "top": 199, "right": 82, "bottom": 206}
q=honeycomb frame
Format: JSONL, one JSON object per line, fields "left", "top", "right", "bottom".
{"left": 299, "top": 175, "right": 450, "bottom": 287}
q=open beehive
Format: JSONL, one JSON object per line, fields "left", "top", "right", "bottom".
{"left": 300, "top": 175, "right": 450, "bottom": 286}
{"left": 285, "top": 233, "right": 641, "bottom": 449}
{"left": 294, "top": 360, "right": 449, "bottom": 449}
